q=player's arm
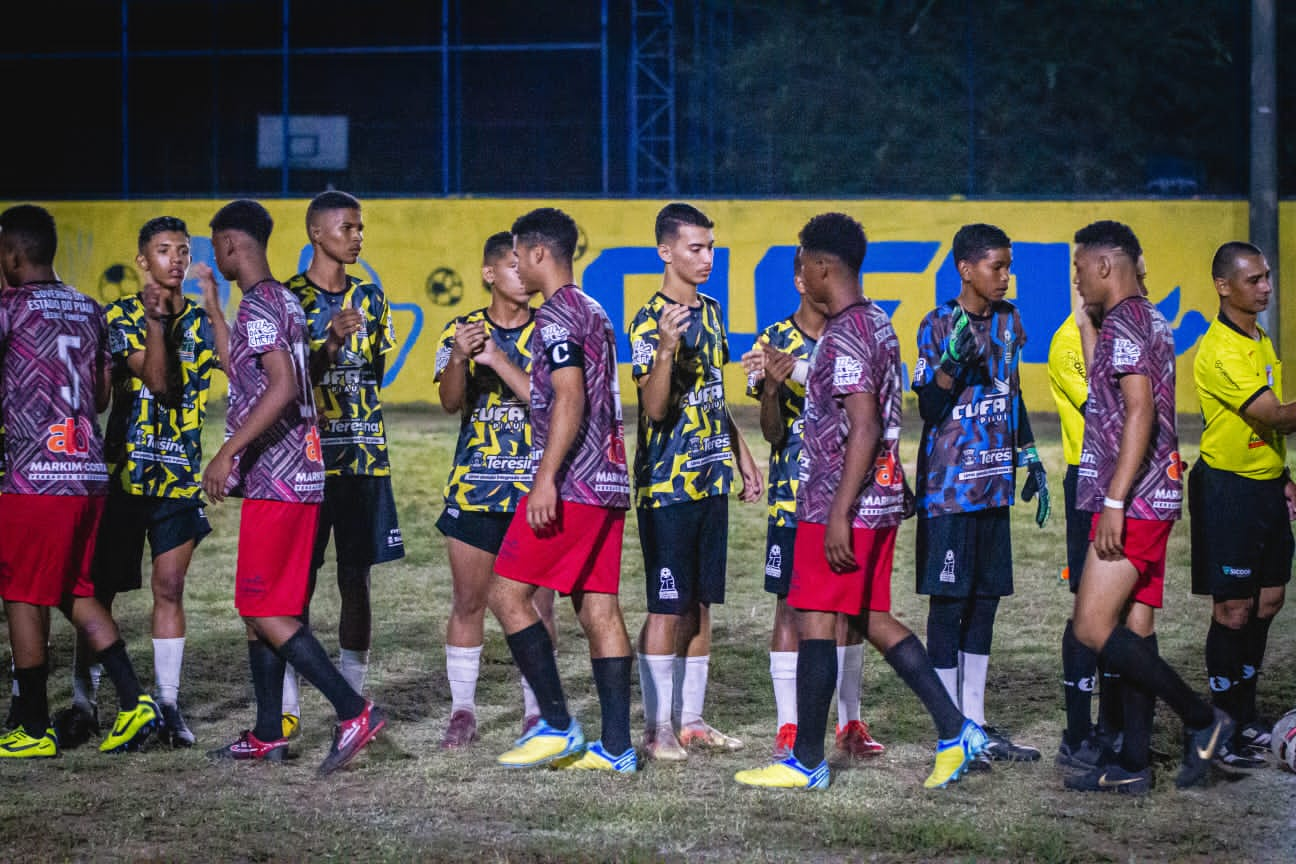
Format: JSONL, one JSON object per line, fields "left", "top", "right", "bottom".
{"left": 1093, "top": 373, "right": 1154, "bottom": 560}
{"left": 202, "top": 349, "right": 297, "bottom": 503}
{"left": 474, "top": 333, "right": 531, "bottom": 402}
{"left": 635, "top": 303, "right": 690, "bottom": 422}
{"left": 309, "top": 307, "right": 363, "bottom": 385}
{"left": 435, "top": 319, "right": 484, "bottom": 414}
{"left": 1240, "top": 390, "right": 1296, "bottom": 435}
{"left": 194, "top": 264, "right": 230, "bottom": 369}
{"left": 727, "top": 408, "right": 764, "bottom": 503}
{"left": 527, "top": 364, "right": 584, "bottom": 533}
{"left": 825, "top": 390, "right": 881, "bottom": 572}
{"left": 370, "top": 293, "right": 396, "bottom": 389}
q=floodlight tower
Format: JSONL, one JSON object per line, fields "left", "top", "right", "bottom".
{"left": 629, "top": 0, "right": 677, "bottom": 195}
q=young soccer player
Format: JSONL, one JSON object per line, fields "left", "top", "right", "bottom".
{"left": 198, "top": 199, "right": 385, "bottom": 774}
{"left": 1067, "top": 219, "right": 1229, "bottom": 794}
{"left": 1190, "top": 241, "right": 1293, "bottom": 769}
{"left": 629, "top": 202, "right": 763, "bottom": 760}
{"left": 734, "top": 212, "right": 988, "bottom": 790}
{"left": 434, "top": 230, "right": 556, "bottom": 747}
{"left": 910, "top": 223, "right": 1046, "bottom": 763}
{"left": 282, "top": 191, "right": 404, "bottom": 737}
{"left": 741, "top": 248, "right": 883, "bottom": 760}
{"left": 489, "top": 207, "right": 637, "bottom": 772}
{"left": 0, "top": 204, "right": 160, "bottom": 758}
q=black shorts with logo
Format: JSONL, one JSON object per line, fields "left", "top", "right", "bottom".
{"left": 92, "top": 492, "right": 212, "bottom": 594}
{"left": 314, "top": 475, "right": 405, "bottom": 570}
{"left": 639, "top": 495, "right": 729, "bottom": 614}
{"left": 1189, "top": 460, "right": 1293, "bottom": 599}
{"left": 764, "top": 520, "right": 797, "bottom": 597}
{"left": 915, "top": 507, "right": 1013, "bottom": 598}
{"left": 436, "top": 506, "right": 515, "bottom": 556}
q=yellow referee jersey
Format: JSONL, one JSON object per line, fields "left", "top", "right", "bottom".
{"left": 1194, "top": 314, "right": 1285, "bottom": 480}
{"left": 1047, "top": 313, "right": 1088, "bottom": 466}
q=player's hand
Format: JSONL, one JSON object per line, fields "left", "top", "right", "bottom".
{"left": 825, "top": 512, "right": 858, "bottom": 573}
{"left": 326, "top": 307, "right": 363, "bottom": 351}
{"left": 1284, "top": 481, "right": 1296, "bottom": 521}
{"left": 737, "top": 449, "right": 764, "bottom": 503}
{"left": 939, "top": 307, "right": 983, "bottom": 374}
{"left": 141, "top": 280, "right": 179, "bottom": 321}
{"left": 1018, "top": 445, "right": 1051, "bottom": 528}
{"left": 202, "top": 447, "right": 235, "bottom": 503}
{"left": 656, "top": 303, "right": 691, "bottom": 355}
{"left": 474, "top": 332, "right": 501, "bottom": 368}
{"left": 740, "top": 339, "right": 766, "bottom": 385}
{"left": 192, "top": 263, "right": 222, "bottom": 314}
{"left": 761, "top": 343, "right": 797, "bottom": 390}
{"left": 1093, "top": 504, "right": 1125, "bottom": 561}
{"left": 452, "top": 320, "right": 486, "bottom": 360}
{"left": 527, "top": 473, "right": 560, "bottom": 535}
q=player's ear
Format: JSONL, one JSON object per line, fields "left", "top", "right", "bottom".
{"left": 1096, "top": 254, "right": 1112, "bottom": 280}
{"left": 657, "top": 242, "right": 672, "bottom": 264}
{"left": 136, "top": 251, "right": 149, "bottom": 273}
{"left": 481, "top": 264, "right": 495, "bottom": 289}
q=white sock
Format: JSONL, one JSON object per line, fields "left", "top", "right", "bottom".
{"left": 339, "top": 648, "right": 369, "bottom": 695}
{"left": 960, "top": 651, "right": 989, "bottom": 726}
{"left": 836, "top": 643, "right": 864, "bottom": 727}
{"left": 446, "top": 644, "right": 482, "bottom": 714}
{"left": 769, "top": 651, "right": 798, "bottom": 728}
{"left": 281, "top": 667, "right": 301, "bottom": 717}
{"left": 936, "top": 666, "right": 960, "bottom": 710}
{"left": 678, "top": 655, "right": 710, "bottom": 727}
{"left": 152, "top": 637, "right": 185, "bottom": 705}
{"left": 638, "top": 653, "right": 675, "bottom": 729}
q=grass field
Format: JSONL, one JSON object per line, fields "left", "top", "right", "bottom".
{"left": 2, "top": 405, "right": 1295, "bottom": 863}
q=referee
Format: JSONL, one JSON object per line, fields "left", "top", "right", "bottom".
{"left": 1190, "top": 241, "right": 1294, "bottom": 769}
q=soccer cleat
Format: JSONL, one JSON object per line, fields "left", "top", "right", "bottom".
{"left": 159, "top": 702, "right": 195, "bottom": 748}
{"left": 0, "top": 726, "right": 59, "bottom": 759}
{"left": 319, "top": 701, "right": 388, "bottom": 776}
{"left": 207, "top": 730, "right": 290, "bottom": 762}
{"left": 1063, "top": 762, "right": 1151, "bottom": 795}
{"left": 552, "top": 740, "right": 637, "bottom": 773}
{"left": 835, "top": 720, "right": 885, "bottom": 757}
{"left": 281, "top": 714, "right": 301, "bottom": 740}
{"left": 1055, "top": 733, "right": 1105, "bottom": 771}
{"left": 923, "top": 719, "right": 989, "bottom": 789}
{"left": 1238, "top": 719, "right": 1272, "bottom": 753}
{"left": 1175, "top": 708, "right": 1234, "bottom": 789}
{"left": 439, "top": 709, "right": 479, "bottom": 749}
{"left": 677, "top": 719, "right": 744, "bottom": 752}
{"left": 772, "top": 723, "right": 797, "bottom": 760}
{"left": 99, "top": 695, "right": 160, "bottom": 753}
{"left": 982, "top": 725, "right": 1041, "bottom": 762}
{"left": 52, "top": 704, "right": 100, "bottom": 750}
{"left": 497, "top": 717, "right": 584, "bottom": 768}
{"left": 642, "top": 724, "right": 688, "bottom": 762}
{"left": 734, "top": 755, "right": 831, "bottom": 790}
{"left": 1213, "top": 739, "right": 1267, "bottom": 774}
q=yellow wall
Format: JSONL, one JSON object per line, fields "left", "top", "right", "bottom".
{"left": 10, "top": 198, "right": 1293, "bottom": 414}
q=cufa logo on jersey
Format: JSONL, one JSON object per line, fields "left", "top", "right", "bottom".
{"left": 1165, "top": 450, "right": 1186, "bottom": 481}
{"left": 46, "top": 417, "right": 91, "bottom": 456}
{"left": 305, "top": 426, "right": 323, "bottom": 464}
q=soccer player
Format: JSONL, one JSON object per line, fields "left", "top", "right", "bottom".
{"left": 489, "top": 207, "right": 636, "bottom": 772}
{"left": 741, "top": 248, "right": 883, "bottom": 760}
{"left": 282, "top": 191, "right": 404, "bottom": 737}
{"left": 0, "top": 204, "right": 160, "bottom": 758}
{"left": 910, "top": 223, "right": 1046, "bottom": 763}
{"left": 434, "top": 230, "right": 557, "bottom": 747}
{"left": 198, "top": 199, "right": 385, "bottom": 774}
{"left": 1190, "top": 241, "right": 1293, "bottom": 770}
{"left": 734, "top": 212, "right": 988, "bottom": 790}
{"left": 1067, "top": 219, "right": 1229, "bottom": 794}
{"left": 629, "top": 202, "right": 763, "bottom": 760}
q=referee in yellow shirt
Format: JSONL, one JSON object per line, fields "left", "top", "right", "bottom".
{"left": 1190, "top": 241, "right": 1295, "bottom": 769}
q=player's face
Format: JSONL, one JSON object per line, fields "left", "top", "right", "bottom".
{"left": 1222, "top": 253, "right": 1272, "bottom": 314}
{"left": 513, "top": 239, "right": 542, "bottom": 296}
{"left": 137, "top": 230, "right": 190, "bottom": 291}
{"left": 310, "top": 207, "right": 363, "bottom": 265}
{"left": 1072, "top": 245, "right": 1103, "bottom": 307}
{"left": 211, "top": 229, "right": 238, "bottom": 281}
{"left": 659, "top": 225, "right": 715, "bottom": 287}
{"left": 961, "top": 247, "right": 1012, "bottom": 305}
{"left": 488, "top": 250, "right": 528, "bottom": 305}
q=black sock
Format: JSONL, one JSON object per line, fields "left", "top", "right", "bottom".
{"left": 961, "top": 595, "right": 999, "bottom": 655}
{"left": 1097, "top": 659, "right": 1124, "bottom": 738}
{"left": 1240, "top": 615, "right": 1274, "bottom": 724}
{"left": 1118, "top": 634, "right": 1157, "bottom": 772}
{"left": 278, "top": 628, "right": 366, "bottom": 722}
{"left": 1205, "top": 618, "right": 1245, "bottom": 722}
{"left": 591, "top": 656, "right": 632, "bottom": 756}
{"left": 505, "top": 622, "right": 569, "bottom": 730}
{"left": 95, "top": 639, "right": 142, "bottom": 711}
{"left": 1099, "top": 626, "right": 1213, "bottom": 728}
{"left": 925, "top": 597, "right": 962, "bottom": 670}
{"left": 248, "top": 639, "right": 286, "bottom": 742}
{"left": 792, "top": 639, "right": 836, "bottom": 767}
{"left": 1062, "top": 619, "right": 1097, "bottom": 746}
{"left": 885, "top": 634, "right": 965, "bottom": 740}
{"left": 14, "top": 665, "right": 48, "bottom": 738}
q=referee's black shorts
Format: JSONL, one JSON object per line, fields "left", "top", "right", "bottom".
{"left": 1189, "top": 459, "right": 1293, "bottom": 600}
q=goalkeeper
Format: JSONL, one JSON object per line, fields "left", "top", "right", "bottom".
{"left": 910, "top": 223, "right": 1046, "bottom": 764}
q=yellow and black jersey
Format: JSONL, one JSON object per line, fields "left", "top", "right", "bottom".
{"left": 288, "top": 273, "right": 397, "bottom": 477}
{"left": 434, "top": 307, "right": 535, "bottom": 512}
{"left": 629, "top": 291, "right": 733, "bottom": 508}
{"left": 747, "top": 316, "right": 815, "bottom": 526}
{"left": 1195, "top": 314, "right": 1285, "bottom": 480}
{"left": 103, "top": 294, "right": 218, "bottom": 499}
{"left": 1047, "top": 313, "right": 1088, "bottom": 467}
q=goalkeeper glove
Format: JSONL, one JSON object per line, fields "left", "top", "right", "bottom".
{"left": 1018, "top": 445, "right": 1050, "bottom": 528}
{"left": 938, "top": 307, "right": 983, "bottom": 377}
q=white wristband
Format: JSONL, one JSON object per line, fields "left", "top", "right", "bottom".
{"left": 790, "top": 359, "right": 810, "bottom": 385}
{"left": 1102, "top": 496, "right": 1125, "bottom": 510}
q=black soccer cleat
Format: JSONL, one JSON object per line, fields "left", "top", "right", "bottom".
{"left": 159, "top": 702, "right": 196, "bottom": 748}
{"left": 982, "top": 725, "right": 1041, "bottom": 762}
{"left": 1064, "top": 762, "right": 1151, "bottom": 795}
{"left": 52, "top": 704, "right": 100, "bottom": 750}
{"left": 1056, "top": 733, "right": 1105, "bottom": 771}
{"left": 1175, "top": 708, "right": 1234, "bottom": 789}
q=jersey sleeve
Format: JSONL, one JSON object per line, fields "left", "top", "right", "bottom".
{"left": 1047, "top": 322, "right": 1088, "bottom": 412}
{"left": 709, "top": 298, "right": 731, "bottom": 364}
{"left": 747, "top": 322, "right": 780, "bottom": 400}
{"left": 240, "top": 292, "right": 292, "bottom": 357}
{"left": 1105, "top": 308, "right": 1152, "bottom": 378}
{"left": 369, "top": 288, "right": 397, "bottom": 358}
{"left": 433, "top": 318, "right": 458, "bottom": 382}
{"left": 1197, "top": 342, "right": 1269, "bottom": 412}
{"left": 106, "top": 300, "right": 145, "bottom": 362}
{"left": 831, "top": 326, "right": 875, "bottom": 398}
{"left": 538, "top": 298, "right": 585, "bottom": 371}
{"left": 628, "top": 304, "right": 660, "bottom": 380}
{"left": 911, "top": 310, "right": 945, "bottom": 390}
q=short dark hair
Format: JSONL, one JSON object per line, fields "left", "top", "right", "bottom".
{"left": 952, "top": 223, "right": 1011, "bottom": 265}
{"left": 655, "top": 202, "right": 714, "bottom": 244}
{"left": 1211, "top": 240, "right": 1264, "bottom": 281}
{"left": 1073, "top": 220, "right": 1142, "bottom": 262}
{"left": 138, "top": 216, "right": 189, "bottom": 252}
{"left": 306, "top": 190, "right": 361, "bottom": 232}
{"left": 798, "top": 212, "right": 867, "bottom": 274}
{"left": 482, "top": 231, "right": 514, "bottom": 264}
{"left": 0, "top": 204, "right": 58, "bottom": 266}
{"left": 210, "top": 199, "right": 274, "bottom": 248}
{"left": 511, "top": 208, "right": 578, "bottom": 265}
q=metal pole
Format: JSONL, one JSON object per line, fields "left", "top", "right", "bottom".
{"left": 965, "top": 0, "right": 975, "bottom": 197}
{"left": 441, "top": 2, "right": 450, "bottom": 196}
{"left": 121, "top": 0, "right": 129, "bottom": 197}
{"left": 601, "top": 0, "right": 609, "bottom": 194}
{"left": 1251, "top": 0, "right": 1279, "bottom": 350}
{"left": 281, "top": 0, "right": 291, "bottom": 196}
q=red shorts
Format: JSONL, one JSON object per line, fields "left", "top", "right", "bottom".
{"left": 788, "top": 522, "right": 896, "bottom": 616}
{"left": 235, "top": 499, "right": 320, "bottom": 617}
{"left": 1088, "top": 514, "right": 1172, "bottom": 608}
{"left": 494, "top": 496, "right": 624, "bottom": 595}
{"left": 0, "top": 494, "right": 104, "bottom": 606}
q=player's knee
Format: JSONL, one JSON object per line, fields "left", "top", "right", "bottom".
{"left": 151, "top": 570, "right": 185, "bottom": 608}
{"left": 1212, "top": 601, "right": 1250, "bottom": 630}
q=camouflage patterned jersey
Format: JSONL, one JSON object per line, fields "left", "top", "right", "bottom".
{"left": 747, "top": 316, "right": 815, "bottom": 527}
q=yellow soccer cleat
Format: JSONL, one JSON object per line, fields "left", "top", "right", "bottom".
{"left": 552, "top": 740, "right": 637, "bottom": 773}
{"left": 924, "top": 719, "right": 989, "bottom": 789}
{"left": 735, "top": 756, "right": 830, "bottom": 789}
{"left": 497, "top": 718, "right": 584, "bottom": 768}
{"left": 100, "top": 695, "right": 160, "bottom": 753}
{"left": 0, "top": 726, "right": 59, "bottom": 759}
{"left": 282, "top": 714, "right": 301, "bottom": 740}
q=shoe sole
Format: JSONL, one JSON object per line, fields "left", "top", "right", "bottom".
{"left": 318, "top": 713, "right": 387, "bottom": 776}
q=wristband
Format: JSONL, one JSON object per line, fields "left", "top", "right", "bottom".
{"left": 1101, "top": 496, "right": 1125, "bottom": 510}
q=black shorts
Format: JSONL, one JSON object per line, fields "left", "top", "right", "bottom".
{"left": 313, "top": 475, "right": 405, "bottom": 570}
{"left": 638, "top": 495, "right": 729, "bottom": 614}
{"left": 436, "top": 506, "right": 514, "bottom": 555}
{"left": 1189, "top": 460, "right": 1293, "bottom": 600}
{"left": 91, "top": 493, "right": 212, "bottom": 594}
{"left": 1063, "top": 464, "right": 1090, "bottom": 594}
{"left": 915, "top": 507, "right": 1013, "bottom": 598}
{"left": 764, "top": 520, "right": 797, "bottom": 597}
